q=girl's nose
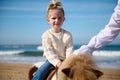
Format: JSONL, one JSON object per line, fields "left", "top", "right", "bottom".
{"left": 55, "top": 18, "right": 59, "bottom": 22}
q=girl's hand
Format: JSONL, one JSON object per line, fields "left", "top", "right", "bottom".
{"left": 56, "top": 62, "right": 62, "bottom": 68}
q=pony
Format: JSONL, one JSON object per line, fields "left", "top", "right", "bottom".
{"left": 28, "top": 54, "right": 103, "bottom": 80}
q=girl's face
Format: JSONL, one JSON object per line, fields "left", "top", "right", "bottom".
{"left": 47, "top": 9, "right": 65, "bottom": 33}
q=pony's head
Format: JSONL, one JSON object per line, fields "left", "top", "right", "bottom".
{"left": 57, "top": 54, "right": 103, "bottom": 80}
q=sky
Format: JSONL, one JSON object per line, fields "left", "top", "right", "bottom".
{"left": 0, "top": 0, "right": 119, "bottom": 45}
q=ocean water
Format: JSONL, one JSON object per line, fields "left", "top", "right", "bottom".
{"left": 0, "top": 44, "right": 120, "bottom": 69}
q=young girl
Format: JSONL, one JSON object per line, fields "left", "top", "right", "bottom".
{"left": 32, "top": 1, "right": 73, "bottom": 80}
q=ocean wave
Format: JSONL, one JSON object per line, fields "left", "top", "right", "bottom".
{"left": 0, "top": 50, "right": 43, "bottom": 56}
{"left": 93, "top": 51, "right": 120, "bottom": 57}
{"left": 0, "top": 50, "right": 120, "bottom": 57}
{"left": 0, "top": 51, "right": 24, "bottom": 55}
{"left": 0, "top": 50, "right": 120, "bottom": 69}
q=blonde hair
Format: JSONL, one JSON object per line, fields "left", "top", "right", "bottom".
{"left": 47, "top": 1, "right": 65, "bottom": 17}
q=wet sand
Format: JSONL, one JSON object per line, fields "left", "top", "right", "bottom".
{"left": 0, "top": 62, "right": 120, "bottom": 80}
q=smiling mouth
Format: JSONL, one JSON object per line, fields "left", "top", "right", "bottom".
{"left": 54, "top": 24, "right": 60, "bottom": 26}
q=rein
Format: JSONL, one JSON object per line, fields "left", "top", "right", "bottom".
{"left": 56, "top": 67, "right": 59, "bottom": 80}
{"left": 46, "top": 67, "right": 59, "bottom": 80}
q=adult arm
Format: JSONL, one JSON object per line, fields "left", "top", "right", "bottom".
{"left": 74, "top": 0, "right": 120, "bottom": 55}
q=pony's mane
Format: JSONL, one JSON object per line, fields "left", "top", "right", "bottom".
{"left": 61, "top": 54, "right": 96, "bottom": 69}
{"left": 57, "top": 54, "right": 103, "bottom": 80}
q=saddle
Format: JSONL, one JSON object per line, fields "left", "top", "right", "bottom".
{"left": 28, "top": 65, "right": 57, "bottom": 80}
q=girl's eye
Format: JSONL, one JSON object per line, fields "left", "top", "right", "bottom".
{"left": 51, "top": 17, "right": 62, "bottom": 20}
{"left": 58, "top": 17, "right": 61, "bottom": 20}
{"left": 52, "top": 17, "right": 56, "bottom": 20}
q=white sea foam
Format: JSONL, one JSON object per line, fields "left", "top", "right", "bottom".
{"left": 37, "top": 46, "right": 43, "bottom": 51}
{"left": 93, "top": 51, "right": 120, "bottom": 57}
{"left": 0, "top": 55, "right": 46, "bottom": 64}
{"left": 0, "top": 51, "right": 24, "bottom": 55}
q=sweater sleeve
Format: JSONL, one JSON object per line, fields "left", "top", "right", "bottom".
{"left": 74, "top": 0, "right": 120, "bottom": 55}
{"left": 65, "top": 33, "right": 74, "bottom": 58}
{"left": 42, "top": 33, "right": 61, "bottom": 67}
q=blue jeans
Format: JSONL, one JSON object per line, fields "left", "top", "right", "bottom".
{"left": 32, "top": 60, "right": 54, "bottom": 80}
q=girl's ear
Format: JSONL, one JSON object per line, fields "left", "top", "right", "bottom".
{"left": 63, "top": 17, "right": 65, "bottom": 21}
{"left": 46, "top": 18, "right": 49, "bottom": 22}
{"left": 46, "top": 18, "right": 50, "bottom": 24}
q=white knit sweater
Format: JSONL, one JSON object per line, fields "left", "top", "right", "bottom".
{"left": 42, "top": 29, "right": 73, "bottom": 66}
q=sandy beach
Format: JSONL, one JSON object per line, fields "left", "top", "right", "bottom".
{"left": 0, "top": 62, "right": 120, "bottom": 80}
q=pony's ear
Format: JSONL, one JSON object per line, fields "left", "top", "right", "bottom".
{"left": 62, "top": 68, "right": 71, "bottom": 77}
{"left": 92, "top": 69, "right": 104, "bottom": 78}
